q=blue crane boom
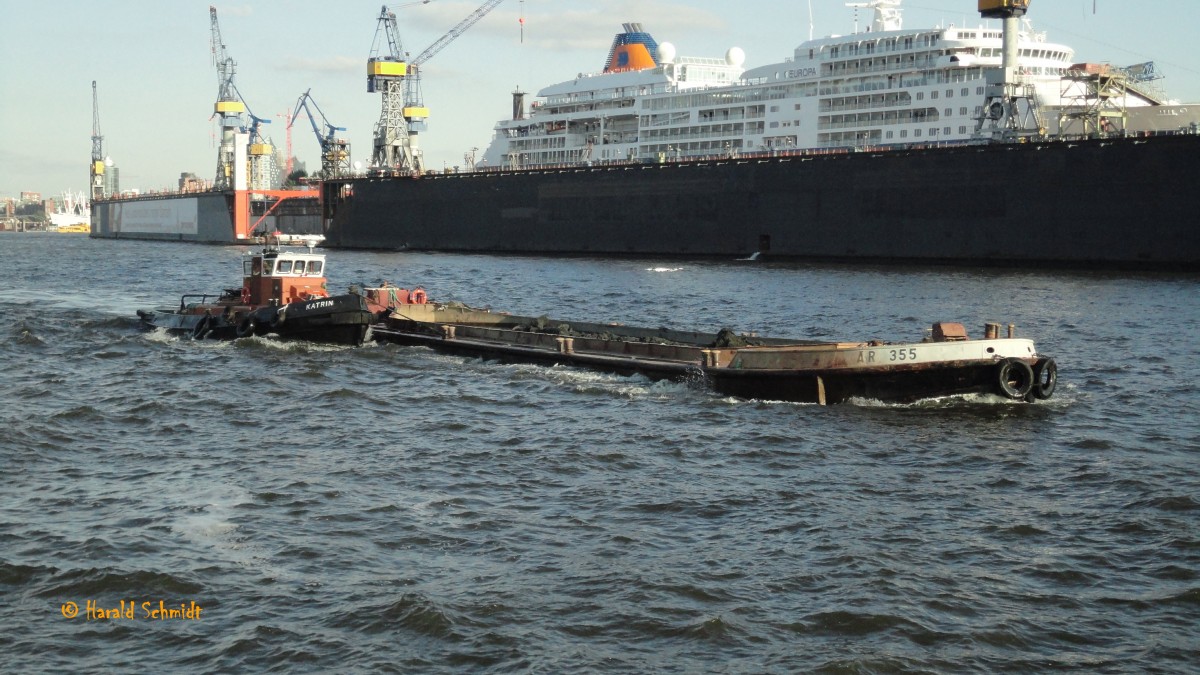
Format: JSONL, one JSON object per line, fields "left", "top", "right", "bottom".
{"left": 290, "top": 90, "right": 351, "bottom": 178}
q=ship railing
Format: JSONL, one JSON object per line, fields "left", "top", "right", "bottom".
{"left": 178, "top": 293, "right": 227, "bottom": 311}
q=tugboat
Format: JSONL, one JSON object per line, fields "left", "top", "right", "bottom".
{"left": 137, "top": 240, "right": 381, "bottom": 346}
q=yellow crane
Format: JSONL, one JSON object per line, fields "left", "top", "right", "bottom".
{"left": 368, "top": 0, "right": 506, "bottom": 173}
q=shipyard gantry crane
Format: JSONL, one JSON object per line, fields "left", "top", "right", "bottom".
{"left": 90, "top": 80, "right": 106, "bottom": 201}
{"left": 368, "top": 0, "right": 505, "bottom": 173}
{"left": 368, "top": 6, "right": 412, "bottom": 171}
{"left": 209, "top": 6, "right": 275, "bottom": 191}
{"left": 975, "top": 0, "right": 1045, "bottom": 141}
{"left": 210, "top": 5, "right": 246, "bottom": 190}
{"left": 291, "top": 89, "right": 352, "bottom": 178}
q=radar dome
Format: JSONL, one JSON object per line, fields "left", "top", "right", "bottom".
{"left": 725, "top": 47, "right": 746, "bottom": 67}
{"left": 657, "top": 42, "right": 677, "bottom": 64}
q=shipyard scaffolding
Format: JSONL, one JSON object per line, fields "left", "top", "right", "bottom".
{"left": 1057, "top": 64, "right": 1131, "bottom": 138}
{"left": 1057, "top": 62, "right": 1167, "bottom": 138}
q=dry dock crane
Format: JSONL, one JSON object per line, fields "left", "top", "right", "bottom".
{"left": 210, "top": 5, "right": 246, "bottom": 190}
{"left": 209, "top": 5, "right": 274, "bottom": 190}
{"left": 368, "top": 0, "right": 505, "bottom": 173}
{"left": 90, "top": 81, "right": 106, "bottom": 201}
{"left": 291, "top": 89, "right": 352, "bottom": 178}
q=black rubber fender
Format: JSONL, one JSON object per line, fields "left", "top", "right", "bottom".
{"left": 1032, "top": 358, "right": 1057, "bottom": 400}
{"left": 236, "top": 316, "right": 257, "bottom": 338}
{"left": 192, "top": 315, "right": 212, "bottom": 340}
{"left": 997, "top": 358, "right": 1034, "bottom": 399}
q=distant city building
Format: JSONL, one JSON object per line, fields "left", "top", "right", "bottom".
{"left": 19, "top": 191, "right": 41, "bottom": 203}
{"left": 179, "top": 172, "right": 212, "bottom": 192}
{"left": 103, "top": 163, "right": 119, "bottom": 197}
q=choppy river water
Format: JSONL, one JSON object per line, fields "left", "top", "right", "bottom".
{"left": 1, "top": 233, "right": 1197, "bottom": 672}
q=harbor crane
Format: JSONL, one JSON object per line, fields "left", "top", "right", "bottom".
{"left": 975, "top": 0, "right": 1045, "bottom": 141}
{"left": 210, "top": 5, "right": 274, "bottom": 190}
{"left": 210, "top": 5, "right": 246, "bottom": 190}
{"left": 291, "top": 89, "right": 352, "bottom": 178}
{"left": 368, "top": 0, "right": 505, "bottom": 173}
{"left": 90, "top": 81, "right": 106, "bottom": 201}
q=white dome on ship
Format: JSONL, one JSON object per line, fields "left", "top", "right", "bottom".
{"left": 657, "top": 41, "right": 676, "bottom": 64}
{"left": 726, "top": 47, "right": 745, "bottom": 67}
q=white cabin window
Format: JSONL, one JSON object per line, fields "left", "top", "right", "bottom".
{"left": 293, "top": 261, "right": 307, "bottom": 275}
{"left": 309, "top": 261, "right": 323, "bottom": 275}
{"left": 277, "top": 260, "right": 293, "bottom": 274}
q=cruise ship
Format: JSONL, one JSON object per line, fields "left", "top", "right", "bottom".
{"left": 317, "top": 1, "right": 1200, "bottom": 269}
{"left": 479, "top": 0, "right": 1192, "bottom": 168}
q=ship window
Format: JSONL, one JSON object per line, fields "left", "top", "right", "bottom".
{"left": 959, "top": 126, "right": 967, "bottom": 134}
{"left": 293, "top": 261, "right": 307, "bottom": 275}
{"left": 244, "top": 260, "right": 254, "bottom": 276}
{"left": 309, "top": 261, "right": 323, "bottom": 275}
{"left": 961, "top": 88, "right": 969, "bottom": 97}
{"left": 263, "top": 260, "right": 275, "bottom": 276}
{"left": 277, "top": 260, "right": 293, "bottom": 274}
{"left": 914, "top": 129, "right": 922, "bottom": 137}
{"left": 900, "top": 130, "right": 908, "bottom": 138}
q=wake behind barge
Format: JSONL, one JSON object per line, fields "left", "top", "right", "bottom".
{"left": 322, "top": 131, "right": 1200, "bottom": 270}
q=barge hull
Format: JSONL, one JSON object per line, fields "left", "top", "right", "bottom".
{"left": 323, "top": 134, "right": 1200, "bottom": 269}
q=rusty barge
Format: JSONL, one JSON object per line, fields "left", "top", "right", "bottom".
{"left": 369, "top": 303, "right": 1056, "bottom": 405}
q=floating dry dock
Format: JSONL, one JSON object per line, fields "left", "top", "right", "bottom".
{"left": 371, "top": 304, "right": 1057, "bottom": 404}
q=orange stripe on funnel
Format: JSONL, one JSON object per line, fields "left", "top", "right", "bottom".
{"left": 605, "top": 44, "right": 657, "bottom": 73}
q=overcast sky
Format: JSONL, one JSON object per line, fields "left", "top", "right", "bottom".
{"left": 3, "top": 0, "right": 1198, "bottom": 199}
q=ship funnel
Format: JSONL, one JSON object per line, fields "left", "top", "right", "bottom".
{"left": 604, "top": 23, "right": 659, "bottom": 73}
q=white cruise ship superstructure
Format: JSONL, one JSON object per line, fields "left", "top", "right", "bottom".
{"left": 482, "top": 0, "right": 1188, "bottom": 169}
